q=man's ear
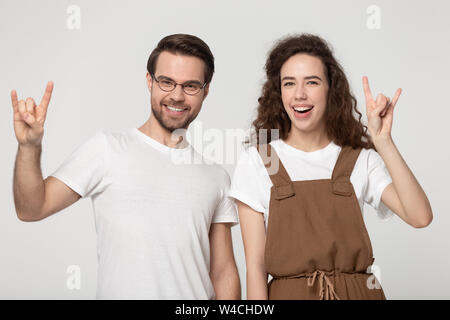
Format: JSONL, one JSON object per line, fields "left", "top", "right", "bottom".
{"left": 146, "top": 72, "right": 153, "bottom": 91}
{"left": 203, "top": 83, "right": 210, "bottom": 100}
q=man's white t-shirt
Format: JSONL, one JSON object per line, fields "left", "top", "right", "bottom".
{"left": 229, "top": 139, "right": 394, "bottom": 230}
{"left": 51, "top": 128, "right": 239, "bottom": 299}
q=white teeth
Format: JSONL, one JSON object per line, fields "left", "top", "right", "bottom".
{"left": 294, "top": 106, "right": 313, "bottom": 112}
{"left": 166, "top": 105, "right": 185, "bottom": 112}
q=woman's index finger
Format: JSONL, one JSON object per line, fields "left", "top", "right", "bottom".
{"left": 362, "top": 76, "right": 374, "bottom": 102}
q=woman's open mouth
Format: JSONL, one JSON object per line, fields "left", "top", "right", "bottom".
{"left": 292, "top": 105, "right": 314, "bottom": 118}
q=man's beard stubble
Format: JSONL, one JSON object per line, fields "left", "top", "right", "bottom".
{"left": 151, "top": 101, "right": 199, "bottom": 133}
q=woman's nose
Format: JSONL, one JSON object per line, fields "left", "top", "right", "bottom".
{"left": 294, "top": 85, "right": 307, "bottom": 100}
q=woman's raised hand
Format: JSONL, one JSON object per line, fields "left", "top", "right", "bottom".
{"left": 362, "top": 76, "right": 401, "bottom": 142}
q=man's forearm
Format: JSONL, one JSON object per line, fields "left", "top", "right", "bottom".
{"left": 13, "top": 144, "right": 45, "bottom": 220}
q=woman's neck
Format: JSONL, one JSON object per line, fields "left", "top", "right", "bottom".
{"left": 283, "top": 127, "right": 331, "bottom": 152}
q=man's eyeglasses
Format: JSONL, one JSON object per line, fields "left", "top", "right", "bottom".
{"left": 151, "top": 73, "right": 207, "bottom": 95}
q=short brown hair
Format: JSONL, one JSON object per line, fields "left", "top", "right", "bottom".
{"left": 147, "top": 34, "right": 215, "bottom": 84}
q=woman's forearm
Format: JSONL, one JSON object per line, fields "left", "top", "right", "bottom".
{"left": 374, "top": 136, "right": 433, "bottom": 227}
{"left": 246, "top": 267, "right": 268, "bottom": 300}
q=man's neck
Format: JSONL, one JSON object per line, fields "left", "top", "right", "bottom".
{"left": 138, "top": 116, "right": 188, "bottom": 149}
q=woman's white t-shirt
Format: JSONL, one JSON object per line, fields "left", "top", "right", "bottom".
{"left": 228, "top": 139, "right": 394, "bottom": 229}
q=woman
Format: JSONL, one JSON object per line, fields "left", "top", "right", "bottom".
{"left": 229, "top": 34, "right": 432, "bottom": 300}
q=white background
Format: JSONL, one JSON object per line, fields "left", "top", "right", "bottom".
{"left": 1, "top": 0, "right": 449, "bottom": 299}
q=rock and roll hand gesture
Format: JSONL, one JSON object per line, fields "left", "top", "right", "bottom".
{"left": 363, "top": 76, "right": 402, "bottom": 142}
{"left": 11, "top": 81, "right": 54, "bottom": 147}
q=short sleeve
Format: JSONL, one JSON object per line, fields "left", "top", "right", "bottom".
{"left": 50, "top": 131, "right": 108, "bottom": 198}
{"left": 364, "top": 149, "right": 394, "bottom": 221}
{"left": 211, "top": 168, "right": 239, "bottom": 227}
{"left": 228, "top": 146, "right": 271, "bottom": 215}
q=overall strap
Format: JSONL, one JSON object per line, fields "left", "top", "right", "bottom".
{"left": 257, "top": 144, "right": 295, "bottom": 200}
{"left": 331, "top": 145, "right": 362, "bottom": 196}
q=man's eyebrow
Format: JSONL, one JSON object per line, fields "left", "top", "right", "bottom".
{"left": 156, "top": 75, "right": 172, "bottom": 80}
{"left": 156, "top": 75, "right": 203, "bottom": 84}
{"left": 281, "top": 75, "right": 323, "bottom": 81}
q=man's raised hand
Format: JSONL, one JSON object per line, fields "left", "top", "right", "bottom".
{"left": 11, "top": 81, "right": 54, "bottom": 146}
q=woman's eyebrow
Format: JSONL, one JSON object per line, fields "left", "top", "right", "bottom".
{"left": 281, "top": 75, "right": 323, "bottom": 81}
{"left": 304, "top": 75, "right": 323, "bottom": 81}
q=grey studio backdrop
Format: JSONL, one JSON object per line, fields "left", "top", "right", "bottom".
{"left": 1, "top": 0, "right": 449, "bottom": 299}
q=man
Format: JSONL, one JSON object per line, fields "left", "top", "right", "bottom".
{"left": 11, "top": 34, "right": 241, "bottom": 299}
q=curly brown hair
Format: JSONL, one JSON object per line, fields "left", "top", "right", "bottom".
{"left": 250, "top": 33, "right": 374, "bottom": 150}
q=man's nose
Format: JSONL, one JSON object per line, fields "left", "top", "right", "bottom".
{"left": 169, "top": 84, "right": 186, "bottom": 102}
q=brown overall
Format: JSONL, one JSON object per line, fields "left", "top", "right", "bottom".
{"left": 259, "top": 144, "right": 386, "bottom": 300}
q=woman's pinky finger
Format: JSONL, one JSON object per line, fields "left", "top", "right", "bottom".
{"left": 391, "top": 88, "right": 402, "bottom": 108}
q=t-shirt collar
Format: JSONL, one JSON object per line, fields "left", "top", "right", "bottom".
{"left": 274, "top": 139, "right": 339, "bottom": 159}
{"left": 131, "top": 128, "right": 192, "bottom": 155}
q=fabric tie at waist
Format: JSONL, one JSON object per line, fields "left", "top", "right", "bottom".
{"left": 307, "top": 270, "right": 340, "bottom": 300}
{"left": 274, "top": 270, "right": 342, "bottom": 300}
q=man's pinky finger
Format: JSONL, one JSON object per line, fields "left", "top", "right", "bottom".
{"left": 11, "top": 90, "right": 19, "bottom": 110}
